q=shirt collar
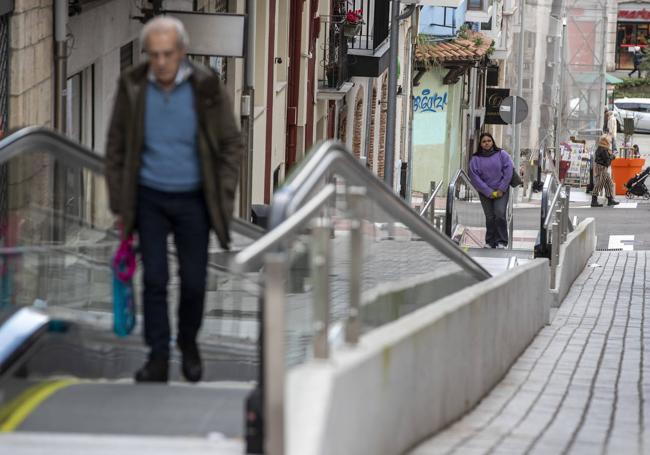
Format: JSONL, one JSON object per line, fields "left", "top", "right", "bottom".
{"left": 148, "top": 59, "right": 193, "bottom": 87}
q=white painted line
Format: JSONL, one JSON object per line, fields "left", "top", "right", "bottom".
{"left": 608, "top": 235, "right": 634, "bottom": 251}
{"left": 613, "top": 202, "right": 637, "bottom": 209}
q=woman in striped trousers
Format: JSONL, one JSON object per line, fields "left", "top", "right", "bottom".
{"left": 591, "top": 135, "right": 619, "bottom": 207}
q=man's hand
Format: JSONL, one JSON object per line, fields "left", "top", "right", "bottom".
{"left": 494, "top": 190, "right": 504, "bottom": 198}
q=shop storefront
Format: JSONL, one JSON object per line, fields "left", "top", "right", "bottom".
{"left": 616, "top": 3, "right": 650, "bottom": 69}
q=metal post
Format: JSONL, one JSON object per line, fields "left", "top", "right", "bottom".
{"left": 507, "top": 191, "right": 514, "bottom": 250}
{"left": 550, "top": 222, "right": 560, "bottom": 289}
{"left": 54, "top": 0, "right": 68, "bottom": 132}
{"left": 345, "top": 187, "right": 365, "bottom": 345}
{"left": 384, "top": 0, "right": 401, "bottom": 189}
{"left": 311, "top": 218, "right": 331, "bottom": 359}
{"left": 554, "top": 14, "right": 568, "bottom": 163}
{"left": 263, "top": 253, "right": 287, "bottom": 455}
{"left": 512, "top": 0, "right": 525, "bottom": 180}
{"left": 239, "top": 0, "right": 256, "bottom": 220}
{"left": 565, "top": 185, "right": 572, "bottom": 230}
{"left": 557, "top": 204, "right": 565, "bottom": 243}
{"left": 428, "top": 181, "right": 436, "bottom": 223}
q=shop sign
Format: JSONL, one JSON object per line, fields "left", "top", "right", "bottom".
{"left": 619, "top": 4, "right": 650, "bottom": 21}
{"left": 485, "top": 88, "right": 510, "bottom": 125}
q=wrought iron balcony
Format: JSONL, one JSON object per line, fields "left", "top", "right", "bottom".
{"left": 333, "top": 0, "right": 391, "bottom": 77}
{"left": 320, "top": 18, "right": 350, "bottom": 90}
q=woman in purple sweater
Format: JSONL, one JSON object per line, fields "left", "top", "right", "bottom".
{"left": 468, "top": 133, "right": 514, "bottom": 249}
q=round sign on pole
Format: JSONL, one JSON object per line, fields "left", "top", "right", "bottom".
{"left": 499, "top": 96, "right": 528, "bottom": 125}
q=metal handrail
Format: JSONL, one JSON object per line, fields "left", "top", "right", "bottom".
{"left": 0, "top": 127, "right": 265, "bottom": 240}
{"left": 233, "top": 184, "right": 336, "bottom": 271}
{"left": 544, "top": 185, "right": 564, "bottom": 229}
{"left": 445, "top": 169, "right": 476, "bottom": 238}
{"left": 446, "top": 167, "right": 515, "bottom": 249}
{"left": 539, "top": 173, "right": 559, "bottom": 247}
{"left": 264, "top": 140, "right": 490, "bottom": 281}
{"left": 0, "top": 126, "right": 104, "bottom": 173}
{"left": 419, "top": 180, "right": 444, "bottom": 217}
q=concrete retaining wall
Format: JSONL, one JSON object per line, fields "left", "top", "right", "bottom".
{"left": 287, "top": 260, "right": 552, "bottom": 455}
{"left": 552, "top": 218, "right": 596, "bottom": 307}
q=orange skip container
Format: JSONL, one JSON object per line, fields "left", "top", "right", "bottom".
{"left": 611, "top": 158, "right": 645, "bottom": 195}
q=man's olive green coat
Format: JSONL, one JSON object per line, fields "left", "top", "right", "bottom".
{"left": 105, "top": 62, "right": 242, "bottom": 248}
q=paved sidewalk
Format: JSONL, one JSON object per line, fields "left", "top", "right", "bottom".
{"left": 411, "top": 251, "right": 650, "bottom": 454}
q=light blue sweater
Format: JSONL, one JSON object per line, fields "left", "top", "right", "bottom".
{"left": 139, "top": 79, "right": 201, "bottom": 192}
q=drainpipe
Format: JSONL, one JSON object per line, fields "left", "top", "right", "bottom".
{"left": 264, "top": 0, "right": 277, "bottom": 203}
{"left": 54, "top": 0, "right": 67, "bottom": 132}
{"left": 285, "top": 0, "right": 305, "bottom": 170}
{"left": 385, "top": 1, "right": 416, "bottom": 190}
{"left": 405, "top": 8, "right": 418, "bottom": 204}
{"left": 239, "top": 0, "right": 256, "bottom": 220}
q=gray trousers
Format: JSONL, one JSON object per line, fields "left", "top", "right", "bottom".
{"left": 479, "top": 191, "right": 510, "bottom": 247}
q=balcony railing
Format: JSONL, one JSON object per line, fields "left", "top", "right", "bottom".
{"left": 320, "top": 18, "right": 349, "bottom": 89}
{"left": 334, "top": 0, "right": 390, "bottom": 52}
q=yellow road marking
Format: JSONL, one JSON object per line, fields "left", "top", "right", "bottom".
{"left": 0, "top": 379, "right": 78, "bottom": 432}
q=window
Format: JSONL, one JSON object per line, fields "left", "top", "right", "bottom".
{"left": 468, "top": 0, "right": 483, "bottom": 10}
{"left": 66, "top": 65, "right": 95, "bottom": 148}
{"left": 481, "top": 17, "right": 493, "bottom": 31}
{"left": 615, "top": 103, "right": 640, "bottom": 112}
{"left": 120, "top": 41, "right": 133, "bottom": 72}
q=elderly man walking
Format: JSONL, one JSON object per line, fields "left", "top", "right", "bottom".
{"left": 106, "top": 17, "right": 242, "bottom": 383}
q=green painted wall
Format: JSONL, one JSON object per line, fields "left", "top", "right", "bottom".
{"left": 412, "top": 69, "right": 462, "bottom": 194}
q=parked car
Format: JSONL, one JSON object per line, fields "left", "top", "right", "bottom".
{"left": 612, "top": 98, "right": 650, "bottom": 133}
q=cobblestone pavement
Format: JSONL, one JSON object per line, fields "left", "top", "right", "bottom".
{"left": 411, "top": 251, "right": 650, "bottom": 455}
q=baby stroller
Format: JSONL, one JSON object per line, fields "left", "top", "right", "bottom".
{"left": 625, "top": 167, "right": 650, "bottom": 199}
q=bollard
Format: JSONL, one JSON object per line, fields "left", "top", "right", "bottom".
{"left": 345, "top": 187, "right": 365, "bottom": 345}
{"left": 263, "top": 253, "right": 288, "bottom": 455}
{"left": 550, "top": 222, "right": 560, "bottom": 289}
{"left": 311, "top": 218, "right": 331, "bottom": 359}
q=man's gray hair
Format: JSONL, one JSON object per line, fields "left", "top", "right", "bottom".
{"left": 141, "top": 16, "right": 190, "bottom": 51}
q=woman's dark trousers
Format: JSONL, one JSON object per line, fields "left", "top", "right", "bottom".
{"left": 136, "top": 186, "right": 210, "bottom": 359}
{"left": 479, "top": 191, "right": 510, "bottom": 248}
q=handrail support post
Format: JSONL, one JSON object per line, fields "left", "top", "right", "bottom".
{"left": 345, "top": 186, "right": 365, "bottom": 345}
{"left": 311, "top": 217, "right": 332, "bottom": 359}
{"left": 263, "top": 252, "right": 288, "bottom": 455}
{"left": 551, "top": 222, "right": 560, "bottom": 289}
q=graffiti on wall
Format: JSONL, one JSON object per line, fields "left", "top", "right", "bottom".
{"left": 413, "top": 89, "right": 448, "bottom": 113}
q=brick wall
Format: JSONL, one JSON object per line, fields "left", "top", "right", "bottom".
{"left": 368, "top": 87, "right": 376, "bottom": 170}
{"left": 378, "top": 75, "right": 388, "bottom": 179}
{"left": 8, "top": 0, "right": 53, "bottom": 128}
{"left": 352, "top": 91, "right": 363, "bottom": 158}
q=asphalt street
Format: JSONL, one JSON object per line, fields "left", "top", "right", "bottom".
{"left": 513, "top": 133, "right": 650, "bottom": 250}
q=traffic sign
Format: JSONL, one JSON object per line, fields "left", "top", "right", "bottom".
{"left": 499, "top": 96, "right": 528, "bottom": 125}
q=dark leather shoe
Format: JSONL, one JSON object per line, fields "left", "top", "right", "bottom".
{"left": 135, "top": 355, "right": 168, "bottom": 383}
{"left": 607, "top": 197, "right": 620, "bottom": 206}
{"left": 178, "top": 341, "right": 202, "bottom": 383}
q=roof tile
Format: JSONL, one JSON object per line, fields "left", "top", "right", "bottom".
{"left": 415, "top": 31, "right": 493, "bottom": 64}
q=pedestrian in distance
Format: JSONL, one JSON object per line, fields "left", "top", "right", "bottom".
{"left": 603, "top": 107, "right": 609, "bottom": 134}
{"left": 591, "top": 135, "right": 619, "bottom": 207}
{"left": 607, "top": 110, "right": 618, "bottom": 152}
{"left": 629, "top": 47, "right": 643, "bottom": 78}
{"left": 105, "top": 17, "right": 243, "bottom": 383}
{"left": 469, "top": 132, "right": 514, "bottom": 249}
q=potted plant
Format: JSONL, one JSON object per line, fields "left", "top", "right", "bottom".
{"left": 343, "top": 9, "right": 363, "bottom": 38}
{"left": 325, "top": 61, "right": 338, "bottom": 88}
